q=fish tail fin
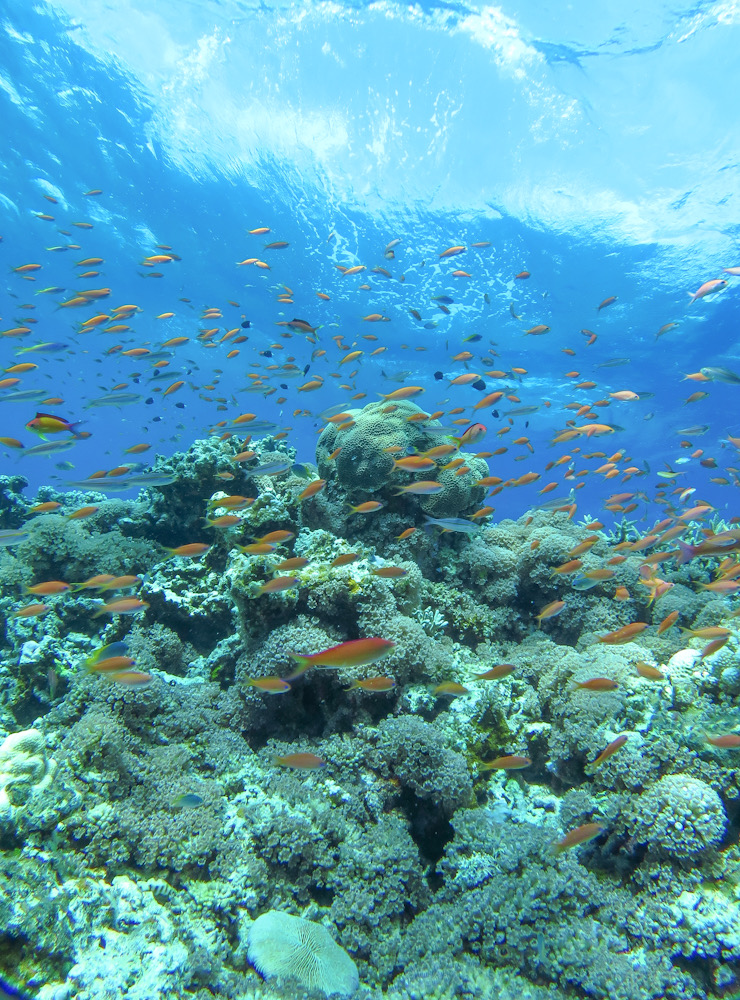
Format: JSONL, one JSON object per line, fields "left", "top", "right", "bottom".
{"left": 284, "top": 652, "right": 312, "bottom": 680}
{"left": 675, "top": 540, "right": 695, "bottom": 565}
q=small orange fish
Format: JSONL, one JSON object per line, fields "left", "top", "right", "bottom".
{"left": 393, "top": 456, "right": 437, "bottom": 472}
{"left": 275, "top": 752, "right": 325, "bottom": 769}
{"left": 554, "top": 822, "right": 603, "bottom": 852}
{"left": 245, "top": 677, "right": 291, "bottom": 694}
{"left": 394, "top": 481, "right": 443, "bottom": 495}
{"left": 599, "top": 623, "right": 648, "bottom": 644}
{"left": 27, "top": 501, "right": 62, "bottom": 513}
{"left": 373, "top": 567, "right": 408, "bottom": 578}
{"left": 258, "top": 576, "right": 299, "bottom": 594}
{"left": 67, "top": 506, "right": 99, "bottom": 520}
{"left": 472, "top": 664, "right": 514, "bottom": 680}
{"left": 480, "top": 755, "right": 531, "bottom": 771}
{"left": 574, "top": 678, "right": 619, "bottom": 691}
{"left": 26, "top": 580, "right": 70, "bottom": 595}
{"left": 535, "top": 600, "right": 565, "bottom": 626}
{"left": 238, "top": 543, "right": 277, "bottom": 555}
{"left": 349, "top": 500, "right": 385, "bottom": 513}
{"left": 274, "top": 557, "right": 309, "bottom": 572}
{"left": 698, "top": 636, "right": 729, "bottom": 660}
{"left": 104, "top": 670, "right": 153, "bottom": 687}
{"left": 345, "top": 676, "right": 396, "bottom": 692}
{"left": 550, "top": 560, "right": 582, "bottom": 576}
{"left": 656, "top": 610, "right": 679, "bottom": 635}
{"left": 298, "top": 479, "right": 327, "bottom": 500}
{"left": 587, "top": 735, "right": 628, "bottom": 769}
{"left": 87, "top": 656, "right": 137, "bottom": 674}
{"left": 165, "top": 543, "right": 212, "bottom": 558}
{"left": 635, "top": 661, "right": 664, "bottom": 680}
{"left": 254, "top": 530, "right": 295, "bottom": 544}
{"left": 13, "top": 603, "right": 50, "bottom": 618}
{"left": 433, "top": 681, "right": 469, "bottom": 696}
{"left": 92, "top": 597, "right": 149, "bottom": 617}
{"left": 396, "top": 528, "right": 417, "bottom": 540}
{"left": 330, "top": 553, "right": 360, "bottom": 567}
{"left": 705, "top": 734, "right": 740, "bottom": 749}
{"left": 380, "top": 386, "right": 425, "bottom": 401}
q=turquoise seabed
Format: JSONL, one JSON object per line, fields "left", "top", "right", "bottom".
{"left": 2, "top": 1, "right": 740, "bottom": 998}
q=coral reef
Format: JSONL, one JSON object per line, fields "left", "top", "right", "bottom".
{"left": 2, "top": 432, "right": 740, "bottom": 1000}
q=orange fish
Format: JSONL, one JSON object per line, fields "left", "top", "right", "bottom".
{"left": 298, "top": 479, "right": 327, "bottom": 500}
{"left": 26, "top": 580, "right": 70, "bottom": 595}
{"left": 345, "top": 676, "right": 396, "bottom": 692}
{"left": 67, "top": 506, "right": 98, "bottom": 520}
{"left": 598, "top": 623, "right": 648, "bottom": 644}
{"left": 324, "top": 553, "right": 359, "bottom": 571}
{"left": 689, "top": 278, "right": 727, "bottom": 301}
{"left": 254, "top": 530, "right": 295, "bottom": 544}
{"left": 433, "top": 681, "right": 469, "bottom": 696}
{"left": 288, "top": 638, "right": 395, "bottom": 675}
{"left": 480, "top": 755, "right": 531, "bottom": 770}
{"left": 258, "top": 576, "right": 299, "bottom": 594}
{"left": 92, "top": 597, "right": 149, "bottom": 617}
{"left": 656, "top": 610, "right": 679, "bottom": 635}
{"left": 705, "top": 734, "right": 740, "bottom": 749}
{"left": 275, "top": 752, "right": 325, "bottom": 769}
{"left": 472, "top": 664, "right": 514, "bottom": 680}
{"left": 535, "top": 600, "right": 565, "bottom": 626}
{"left": 574, "top": 678, "right": 619, "bottom": 691}
{"left": 165, "top": 543, "right": 212, "bottom": 558}
{"left": 349, "top": 500, "right": 385, "bottom": 513}
{"left": 635, "top": 661, "right": 664, "bottom": 680}
{"left": 13, "top": 603, "right": 50, "bottom": 618}
{"left": 554, "top": 822, "right": 603, "bottom": 852}
{"left": 245, "top": 677, "right": 291, "bottom": 694}
{"left": 587, "top": 735, "right": 628, "bottom": 769}
{"left": 104, "top": 671, "right": 153, "bottom": 687}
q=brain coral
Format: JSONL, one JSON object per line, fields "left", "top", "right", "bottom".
{"left": 0, "top": 728, "right": 56, "bottom": 827}
{"left": 629, "top": 774, "right": 727, "bottom": 858}
{"left": 247, "top": 910, "right": 359, "bottom": 997}
{"left": 315, "top": 399, "right": 487, "bottom": 517}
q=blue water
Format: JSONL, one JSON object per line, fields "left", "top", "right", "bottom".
{"left": 2, "top": 0, "right": 740, "bottom": 523}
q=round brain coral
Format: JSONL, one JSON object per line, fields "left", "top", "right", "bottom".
{"left": 316, "top": 399, "right": 487, "bottom": 516}
{"left": 631, "top": 774, "right": 727, "bottom": 858}
{"left": 247, "top": 910, "right": 359, "bottom": 997}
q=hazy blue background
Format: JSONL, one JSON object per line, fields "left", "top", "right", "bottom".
{"left": 1, "top": 0, "right": 739, "bottom": 522}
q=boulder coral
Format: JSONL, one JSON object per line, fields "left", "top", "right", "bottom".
{"left": 315, "top": 399, "right": 488, "bottom": 518}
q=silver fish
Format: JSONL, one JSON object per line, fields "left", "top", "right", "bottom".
{"left": 504, "top": 406, "right": 539, "bottom": 416}
{"left": 570, "top": 574, "right": 602, "bottom": 591}
{"left": 423, "top": 515, "right": 480, "bottom": 534}
{"left": 531, "top": 490, "right": 577, "bottom": 511}
{"left": 676, "top": 424, "right": 710, "bottom": 435}
{"left": 245, "top": 461, "right": 291, "bottom": 477}
{"left": 20, "top": 438, "right": 78, "bottom": 457}
{"left": 700, "top": 366, "right": 740, "bottom": 385}
{"left": 85, "top": 393, "right": 143, "bottom": 407}
{"left": 0, "top": 529, "right": 30, "bottom": 547}
{"left": 0, "top": 389, "right": 49, "bottom": 402}
{"left": 596, "top": 358, "right": 631, "bottom": 368}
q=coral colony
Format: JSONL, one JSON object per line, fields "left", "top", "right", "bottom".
{"left": 2, "top": 414, "right": 740, "bottom": 999}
